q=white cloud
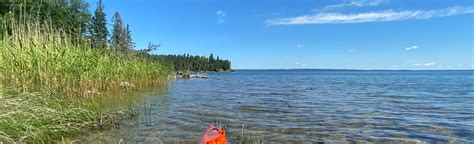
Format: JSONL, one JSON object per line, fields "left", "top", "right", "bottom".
{"left": 266, "top": 6, "right": 474, "bottom": 25}
{"left": 295, "top": 61, "right": 306, "bottom": 66}
{"left": 297, "top": 44, "right": 305, "bottom": 48}
{"left": 216, "top": 10, "right": 226, "bottom": 24}
{"left": 407, "top": 60, "right": 428, "bottom": 63}
{"left": 320, "top": 0, "right": 384, "bottom": 11}
{"left": 413, "top": 62, "right": 436, "bottom": 67}
{"left": 405, "top": 45, "right": 419, "bottom": 50}
{"left": 217, "top": 10, "right": 226, "bottom": 16}
{"left": 348, "top": 48, "right": 356, "bottom": 52}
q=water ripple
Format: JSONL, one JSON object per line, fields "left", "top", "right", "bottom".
{"left": 78, "top": 70, "right": 474, "bottom": 143}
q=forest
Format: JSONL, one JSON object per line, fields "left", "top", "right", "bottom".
{"left": 0, "top": 0, "right": 231, "bottom": 72}
{"left": 152, "top": 54, "right": 232, "bottom": 72}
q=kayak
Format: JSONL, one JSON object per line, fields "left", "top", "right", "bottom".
{"left": 200, "top": 124, "right": 226, "bottom": 144}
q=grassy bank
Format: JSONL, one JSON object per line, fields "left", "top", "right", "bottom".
{"left": 0, "top": 19, "right": 170, "bottom": 142}
{"left": 0, "top": 91, "right": 134, "bottom": 143}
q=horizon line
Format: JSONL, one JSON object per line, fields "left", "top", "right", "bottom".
{"left": 232, "top": 68, "right": 474, "bottom": 71}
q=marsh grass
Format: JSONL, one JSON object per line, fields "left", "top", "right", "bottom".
{"left": 0, "top": 91, "right": 134, "bottom": 143}
{"left": 0, "top": 17, "right": 170, "bottom": 142}
{"left": 0, "top": 18, "right": 170, "bottom": 97}
{"left": 224, "top": 124, "right": 265, "bottom": 144}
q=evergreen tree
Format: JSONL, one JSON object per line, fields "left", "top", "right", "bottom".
{"left": 0, "top": 0, "right": 90, "bottom": 40}
{"left": 111, "top": 12, "right": 134, "bottom": 52}
{"left": 125, "top": 24, "right": 134, "bottom": 50}
{"left": 111, "top": 11, "right": 126, "bottom": 51}
{"left": 68, "top": 0, "right": 91, "bottom": 36}
{"left": 209, "top": 54, "right": 215, "bottom": 71}
{"left": 1, "top": 1, "right": 232, "bottom": 72}
{"left": 151, "top": 54, "right": 231, "bottom": 72}
{"left": 0, "top": 1, "right": 11, "bottom": 16}
{"left": 90, "top": 0, "right": 108, "bottom": 49}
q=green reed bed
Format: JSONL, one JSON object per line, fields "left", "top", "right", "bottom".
{"left": 0, "top": 92, "right": 133, "bottom": 143}
{"left": 0, "top": 19, "right": 170, "bottom": 143}
{"left": 1, "top": 20, "right": 169, "bottom": 97}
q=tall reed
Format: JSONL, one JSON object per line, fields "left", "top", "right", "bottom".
{"left": 0, "top": 18, "right": 170, "bottom": 97}
{"left": 0, "top": 17, "right": 170, "bottom": 142}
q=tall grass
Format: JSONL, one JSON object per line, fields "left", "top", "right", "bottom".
{"left": 0, "top": 17, "right": 170, "bottom": 142}
{"left": 0, "top": 19, "right": 169, "bottom": 97}
{"left": 0, "top": 92, "right": 134, "bottom": 143}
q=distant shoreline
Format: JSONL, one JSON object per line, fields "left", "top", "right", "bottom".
{"left": 233, "top": 68, "right": 474, "bottom": 71}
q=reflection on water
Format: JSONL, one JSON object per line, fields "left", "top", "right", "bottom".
{"left": 76, "top": 70, "right": 474, "bottom": 143}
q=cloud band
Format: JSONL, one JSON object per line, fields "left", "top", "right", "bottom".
{"left": 266, "top": 6, "right": 474, "bottom": 25}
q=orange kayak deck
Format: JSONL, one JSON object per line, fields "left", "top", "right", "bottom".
{"left": 200, "top": 124, "right": 226, "bottom": 144}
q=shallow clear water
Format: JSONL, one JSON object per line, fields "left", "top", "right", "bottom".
{"left": 77, "top": 70, "right": 474, "bottom": 143}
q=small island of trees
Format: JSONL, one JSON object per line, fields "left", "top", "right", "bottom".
{"left": 152, "top": 54, "right": 232, "bottom": 72}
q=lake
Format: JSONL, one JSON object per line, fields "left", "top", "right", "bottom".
{"left": 76, "top": 70, "right": 474, "bottom": 143}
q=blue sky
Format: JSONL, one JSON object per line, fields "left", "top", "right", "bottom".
{"left": 88, "top": 0, "right": 473, "bottom": 70}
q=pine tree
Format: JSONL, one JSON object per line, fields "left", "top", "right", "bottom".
{"left": 125, "top": 24, "right": 134, "bottom": 50}
{"left": 1, "top": 0, "right": 90, "bottom": 40}
{"left": 69, "top": 0, "right": 91, "bottom": 36}
{"left": 151, "top": 54, "right": 231, "bottom": 72}
{"left": 209, "top": 54, "right": 215, "bottom": 71}
{"left": 111, "top": 11, "right": 125, "bottom": 51}
{"left": 90, "top": 0, "right": 108, "bottom": 49}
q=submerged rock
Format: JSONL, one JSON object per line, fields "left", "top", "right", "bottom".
{"left": 176, "top": 71, "right": 210, "bottom": 79}
{"left": 119, "top": 81, "right": 135, "bottom": 89}
{"left": 190, "top": 74, "right": 209, "bottom": 79}
{"left": 177, "top": 71, "right": 191, "bottom": 79}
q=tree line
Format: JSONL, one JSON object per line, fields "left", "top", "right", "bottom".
{"left": 0, "top": 0, "right": 131, "bottom": 51}
{"left": 0, "top": 0, "right": 231, "bottom": 72}
{"left": 152, "top": 54, "right": 231, "bottom": 72}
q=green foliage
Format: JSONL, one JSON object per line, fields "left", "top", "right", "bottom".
{"left": 111, "top": 11, "right": 131, "bottom": 51}
{"left": 125, "top": 24, "right": 134, "bottom": 49}
{"left": 89, "top": 0, "right": 108, "bottom": 49}
{"left": 135, "top": 42, "right": 160, "bottom": 55}
{"left": 152, "top": 54, "right": 232, "bottom": 72}
{"left": 0, "top": 92, "right": 132, "bottom": 143}
{"left": 0, "top": 13, "right": 170, "bottom": 142}
{"left": 1, "top": 1, "right": 231, "bottom": 73}
{"left": 0, "top": 18, "right": 170, "bottom": 97}
{"left": 0, "top": 1, "right": 232, "bottom": 142}
{"left": 0, "top": 0, "right": 91, "bottom": 39}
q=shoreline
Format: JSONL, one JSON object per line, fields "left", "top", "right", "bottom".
{"left": 233, "top": 68, "right": 474, "bottom": 71}
{"left": 0, "top": 18, "right": 170, "bottom": 142}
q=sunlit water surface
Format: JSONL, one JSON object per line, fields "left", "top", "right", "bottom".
{"left": 76, "top": 70, "right": 474, "bottom": 143}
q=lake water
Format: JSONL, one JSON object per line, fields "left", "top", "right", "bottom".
{"left": 76, "top": 70, "right": 474, "bottom": 143}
